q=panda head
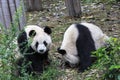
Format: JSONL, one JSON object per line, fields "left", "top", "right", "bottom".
{"left": 27, "top": 25, "right": 52, "bottom": 54}
{"left": 18, "top": 25, "right": 52, "bottom": 54}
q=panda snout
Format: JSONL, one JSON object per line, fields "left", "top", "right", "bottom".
{"left": 39, "top": 49, "right": 44, "bottom": 53}
{"left": 37, "top": 44, "right": 47, "bottom": 53}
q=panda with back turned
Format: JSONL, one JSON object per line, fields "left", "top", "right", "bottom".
{"left": 58, "top": 22, "right": 109, "bottom": 72}
{"left": 16, "top": 25, "right": 52, "bottom": 75}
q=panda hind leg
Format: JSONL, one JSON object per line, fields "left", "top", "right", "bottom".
{"left": 78, "top": 53, "right": 92, "bottom": 72}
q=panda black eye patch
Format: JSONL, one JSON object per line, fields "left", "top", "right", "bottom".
{"left": 35, "top": 42, "right": 39, "bottom": 48}
{"left": 43, "top": 41, "right": 47, "bottom": 46}
{"left": 29, "top": 30, "right": 36, "bottom": 37}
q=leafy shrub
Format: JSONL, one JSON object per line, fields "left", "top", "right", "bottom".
{"left": 0, "top": 3, "right": 23, "bottom": 79}
{"left": 92, "top": 38, "right": 120, "bottom": 80}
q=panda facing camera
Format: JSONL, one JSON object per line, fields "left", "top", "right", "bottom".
{"left": 58, "top": 22, "right": 109, "bottom": 72}
{"left": 16, "top": 25, "right": 52, "bottom": 75}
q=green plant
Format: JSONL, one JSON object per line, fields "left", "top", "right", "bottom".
{"left": 92, "top": 38, "right": 120, "bottom": 80}
{"left": 0, "top": 1, "right": 24, "bottom": 79}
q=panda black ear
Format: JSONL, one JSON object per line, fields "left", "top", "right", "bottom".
{"left": 29, "top": 30, "right": 36, "bottom": 37}
{"left": 57, "top": 47, "right": 66, "bottom": 55}
{"left": 44, "top": 26, "right": 52, "bottom": 34}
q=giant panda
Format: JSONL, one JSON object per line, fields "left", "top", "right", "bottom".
{"left": 57, "top": 22, "right": 109, "bottom": 72}
{"left": 16, "top": 25, "right": 52, "bottom": 75}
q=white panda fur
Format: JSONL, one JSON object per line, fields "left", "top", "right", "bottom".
{"left": 24, "top": 25, "right": 52, "bottom": 54}
{"left": 58, "top": 22, "right": 109, "bottom": 72}
{"left": 17, "top": 25, "right": 52, "bottom": 75}
{"left": 80, "top": 23, "right": 109, "bottom": 49}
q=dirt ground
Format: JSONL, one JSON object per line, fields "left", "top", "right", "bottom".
{"left": 27, "top": 2, "right": 120, "bottom": 37}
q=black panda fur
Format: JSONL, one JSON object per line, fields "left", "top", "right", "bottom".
{"left": 75, "top": 24, "right": 96, "bottom": 71}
